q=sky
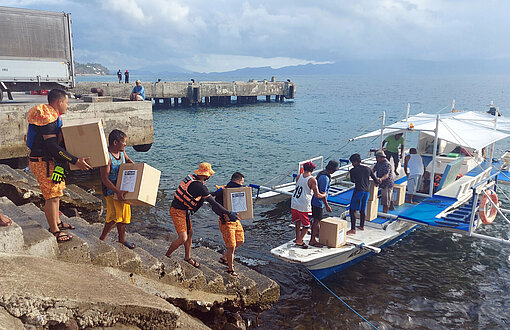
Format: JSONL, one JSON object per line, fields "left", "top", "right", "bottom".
{"left": 4, "top": 0, "right": 510, "bottom": 73}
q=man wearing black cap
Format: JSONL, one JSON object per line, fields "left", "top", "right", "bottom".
{"left": 309, "top": 160, "right": 339, "bottom": 247}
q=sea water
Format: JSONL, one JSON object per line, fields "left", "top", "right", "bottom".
{"left": 78, "top": 73, "right": 510, "bottom": 328}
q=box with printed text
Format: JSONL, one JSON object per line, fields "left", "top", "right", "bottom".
{"left": 222, "top": 187, "right": 253, "bottom": 220}
{"left": 115, "top": 163, "right": 161, "bottom": 207}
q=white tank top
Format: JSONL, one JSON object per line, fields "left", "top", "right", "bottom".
{"left": 291, "top": 175, "right": 313, "bottom": 212}
{"left": 407, "top": 154, "right": 424, "bottom": 176}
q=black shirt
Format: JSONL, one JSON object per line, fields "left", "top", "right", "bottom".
{"left": 214, "top": 181, "right": 242, "bottom": 206}
{"left": 350, "top": 165, "right": 378, "bottom": 192}
{"left": 171, "top": 178, "right": 210, "bottom": 210}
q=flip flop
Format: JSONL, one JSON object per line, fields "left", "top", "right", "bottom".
{"left": 184, "top": 258, "right": 200, "bottom": 268}
{"left": 57, "top": 221, "right": 75, "bottom": 230}
{"left": 122, "top": 241, "right": 135, "bottom": 249}
{"left": 295, "top": 242, "right": 309, "bottom": 249}
{"left": 309, "top": 242, "right": 324, "bottom": 248}
{"left": 219, "top": 257, "right": 228, "bottom": 265}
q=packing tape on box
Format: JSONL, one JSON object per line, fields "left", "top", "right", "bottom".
{"left": 77, "top": 126, "right": 85, "bottom": 136}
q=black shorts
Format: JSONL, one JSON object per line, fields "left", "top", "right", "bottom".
{"left": 312, "top": 205, "right": 323, "bottom": 223}
{"left": 386, "top": 151, "right": 399, "bottom": 164}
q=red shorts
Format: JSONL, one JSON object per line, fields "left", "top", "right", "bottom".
{"left": 291, "top": 208, "right": 311, "bottom": 227}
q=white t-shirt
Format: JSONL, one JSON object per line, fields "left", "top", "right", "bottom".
{"left": 407, "top": 154, "right": 424, "bottom": 176}
{"left": 291, "top": 175, "right": 313, "bottom": 212}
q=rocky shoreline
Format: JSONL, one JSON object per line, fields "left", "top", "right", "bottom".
{"left": 0, "top": 164, "right": 280, "bottom": 329}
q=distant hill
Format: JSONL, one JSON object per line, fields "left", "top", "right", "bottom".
{"left": 75, "top": 62, "right": 110, "bottom": 75}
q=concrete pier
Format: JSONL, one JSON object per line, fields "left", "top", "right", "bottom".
{"left": 0, "top": 94, "right": 154, "bottom": 160}
{"left": 73, "top": 78, "right": 297, "bottom": 108}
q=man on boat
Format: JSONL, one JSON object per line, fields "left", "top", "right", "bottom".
{"left": 309, "top": 160, "right": 339, "bottom": 247}
{"left": 291, "top": 161, "right": 326, "bottom": 248}
{"left": 373, "top": 150, "right": 394, "bottom": 215}
{"left": 382, "top": 133, "right": 404, "bottom": 176}
{"left": 404, "top": 148, "right": 424, "bottom": 204}
{"left": 347, "top": 154, "right": 379, "bottom": 235}
{"left": 165, "top": 163, "right": 239, "bottom": 268}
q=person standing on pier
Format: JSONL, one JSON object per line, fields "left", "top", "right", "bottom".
{"left": 214, "top": 172, "right": 246, "bottom": 278}
{"left": 165, "top": 163, "right": 239, "bottom": 268}
{"left": 117, "top": 69, "right": 122, "bottom": 83}
{"left": 130, "top": 80, "right": 145, "bottom": 101}
{"left": 124, "top": 70, "right": 129, "bottom": 83}
{"left": 291, "top": 161, "right": 326, "bottom": 249}
{"left": 347, "top": 154, "right": 379, "bottom": 235}
{"left": 26, "top": 89, "right": 92, "bottom": 243}
{"left": 308, "top": 160, "right": 339, "bottom": 247}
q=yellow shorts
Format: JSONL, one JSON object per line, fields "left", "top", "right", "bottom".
{"left": 219, "top": 218, "right": 244, "bottom": 248}
{"left": 170, "top": 207, "right": 191, "bottom": 233}
{"left": 29, "top": 159, "right": 65, "bottom": 200}
{"left": 105, "top": 195, "right": 131, "bottom": 224}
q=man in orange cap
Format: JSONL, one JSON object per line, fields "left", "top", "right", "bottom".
{"left": 166, "top": 162, "right": 239, "bottom": 267}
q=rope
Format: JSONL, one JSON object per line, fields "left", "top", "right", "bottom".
{"left": 308, "top": 270, "right": 379, "bottom": 329}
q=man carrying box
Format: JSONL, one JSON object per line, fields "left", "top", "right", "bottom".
{"left": 214, "top": 172, "right": 245, "bottom": 278}
{"left": 165, "top": 163, "right": 239, "bottom": 268}
{"left": 26, "top": 89, "right": 92, "bottom": 243}
{"left": 348, "top": 153, "right": 379, "bottom": 235}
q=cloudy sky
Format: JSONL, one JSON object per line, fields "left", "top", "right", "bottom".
{"left": 4, "top": 0, "right": 510, "bottom": 72}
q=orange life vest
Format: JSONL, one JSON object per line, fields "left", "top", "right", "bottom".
{"left": 174, "top": 174, "right": 204, "bottom": 211}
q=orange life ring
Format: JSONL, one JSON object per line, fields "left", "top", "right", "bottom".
{"left": 479, "top": 189, "right": 498, "bottom": 224}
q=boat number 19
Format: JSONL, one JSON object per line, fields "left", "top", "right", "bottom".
{"left": 293, "top": 186, "right": 303, "bottom": 199}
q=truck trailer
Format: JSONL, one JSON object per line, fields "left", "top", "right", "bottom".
{"left": 0, "top": 6, "right": 75, "bottom": 101}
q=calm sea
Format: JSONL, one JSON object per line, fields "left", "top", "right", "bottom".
{"left": 78, "top": 73, "right": 510, "bottom": 329}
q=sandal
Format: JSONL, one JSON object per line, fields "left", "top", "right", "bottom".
{"left": 50, "top": 230, "right": 73, "bottom": 243}
{"left": 226, "top": 270, "right": 239, "bottom": 278}
{"left": 184, "top": 258, "right": 200, "bottom": 268}
{"left": 219, "top": 257, "right": 228, "bottom": 265}
{"left": 57, "top": 221, "right": 75, "bottom": 230}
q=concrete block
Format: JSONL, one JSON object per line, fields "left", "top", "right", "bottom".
{"left": 82, "top": 95, "right": 113, "bottom": 103}
{"left": 0, "top": 306, "right": 25, "bottom": 330}
{"left": 0, "top": 220, "right": 24, "bottom": 253}
{"left": 111, "top": 241, "right": 142, "bottom": 273}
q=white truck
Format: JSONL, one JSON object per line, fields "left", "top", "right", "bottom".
{"left": 0, "top": 6, "right": 75, "bottom": 101}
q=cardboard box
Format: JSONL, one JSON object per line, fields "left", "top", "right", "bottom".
{"left": 366, "top": 198, "right": 379, "bottom": 221}
{"left": 393, "top": 183, "right": 407, "bottom": 206}
{"left": 61, "top": 118, "right": 109, "bottom": 170}
{"left": 223, "top": 187, "right": 253, "bottom": 220}
{"left": 319, "top": 217, "right": 348, "bottom": 248}
{"left": 115, "top": 163, "right": 161, "bottom": 207}
{"left": 368, "top": 179, "right": 378, "bottom": 200}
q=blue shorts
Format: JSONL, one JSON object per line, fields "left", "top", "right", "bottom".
{"left": 350, "top": 191, "right": 370, "bottom": 212}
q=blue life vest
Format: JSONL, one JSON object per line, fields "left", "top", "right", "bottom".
{"left": 26, "top": 116, "right": 63, "bottom": 149}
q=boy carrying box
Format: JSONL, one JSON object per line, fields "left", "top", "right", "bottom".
{"left": 99, "top": 129, "right": 136, "bottom": 249}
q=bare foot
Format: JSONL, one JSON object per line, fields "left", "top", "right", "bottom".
{"left": 347, "top": 229, "right": 356, "bottom": 235}
{"left": 0, "top": 213, "right": 12, "bottom": 226}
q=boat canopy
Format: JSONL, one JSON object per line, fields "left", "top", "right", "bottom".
{"left": 351, "top": 111, "right": 510, "bottom": 151}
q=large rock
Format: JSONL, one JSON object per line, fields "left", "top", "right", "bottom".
{"left": 0, "top": 164, "right": 102, "bottom": 222}
{"left": 0, "top": 253, "right": 208, "bottom": 329}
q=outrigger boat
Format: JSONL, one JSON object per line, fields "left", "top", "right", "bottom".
{"left": 251, "top": 104, "right": 510, "bottom": 279}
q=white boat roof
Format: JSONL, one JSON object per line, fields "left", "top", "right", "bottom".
{"left": 351, "top": 111, "right": 510, "bottom": 151}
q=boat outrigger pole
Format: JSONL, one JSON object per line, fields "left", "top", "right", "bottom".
{"left": 429, "top": 114, "right": 440, "bottom": 197}
{"left": 380, "top": 111, "right": 386, "bottom": 149}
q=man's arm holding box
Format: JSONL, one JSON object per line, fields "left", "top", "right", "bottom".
{"left": 123, "top": 151, "right": 134, "bottom": 164}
